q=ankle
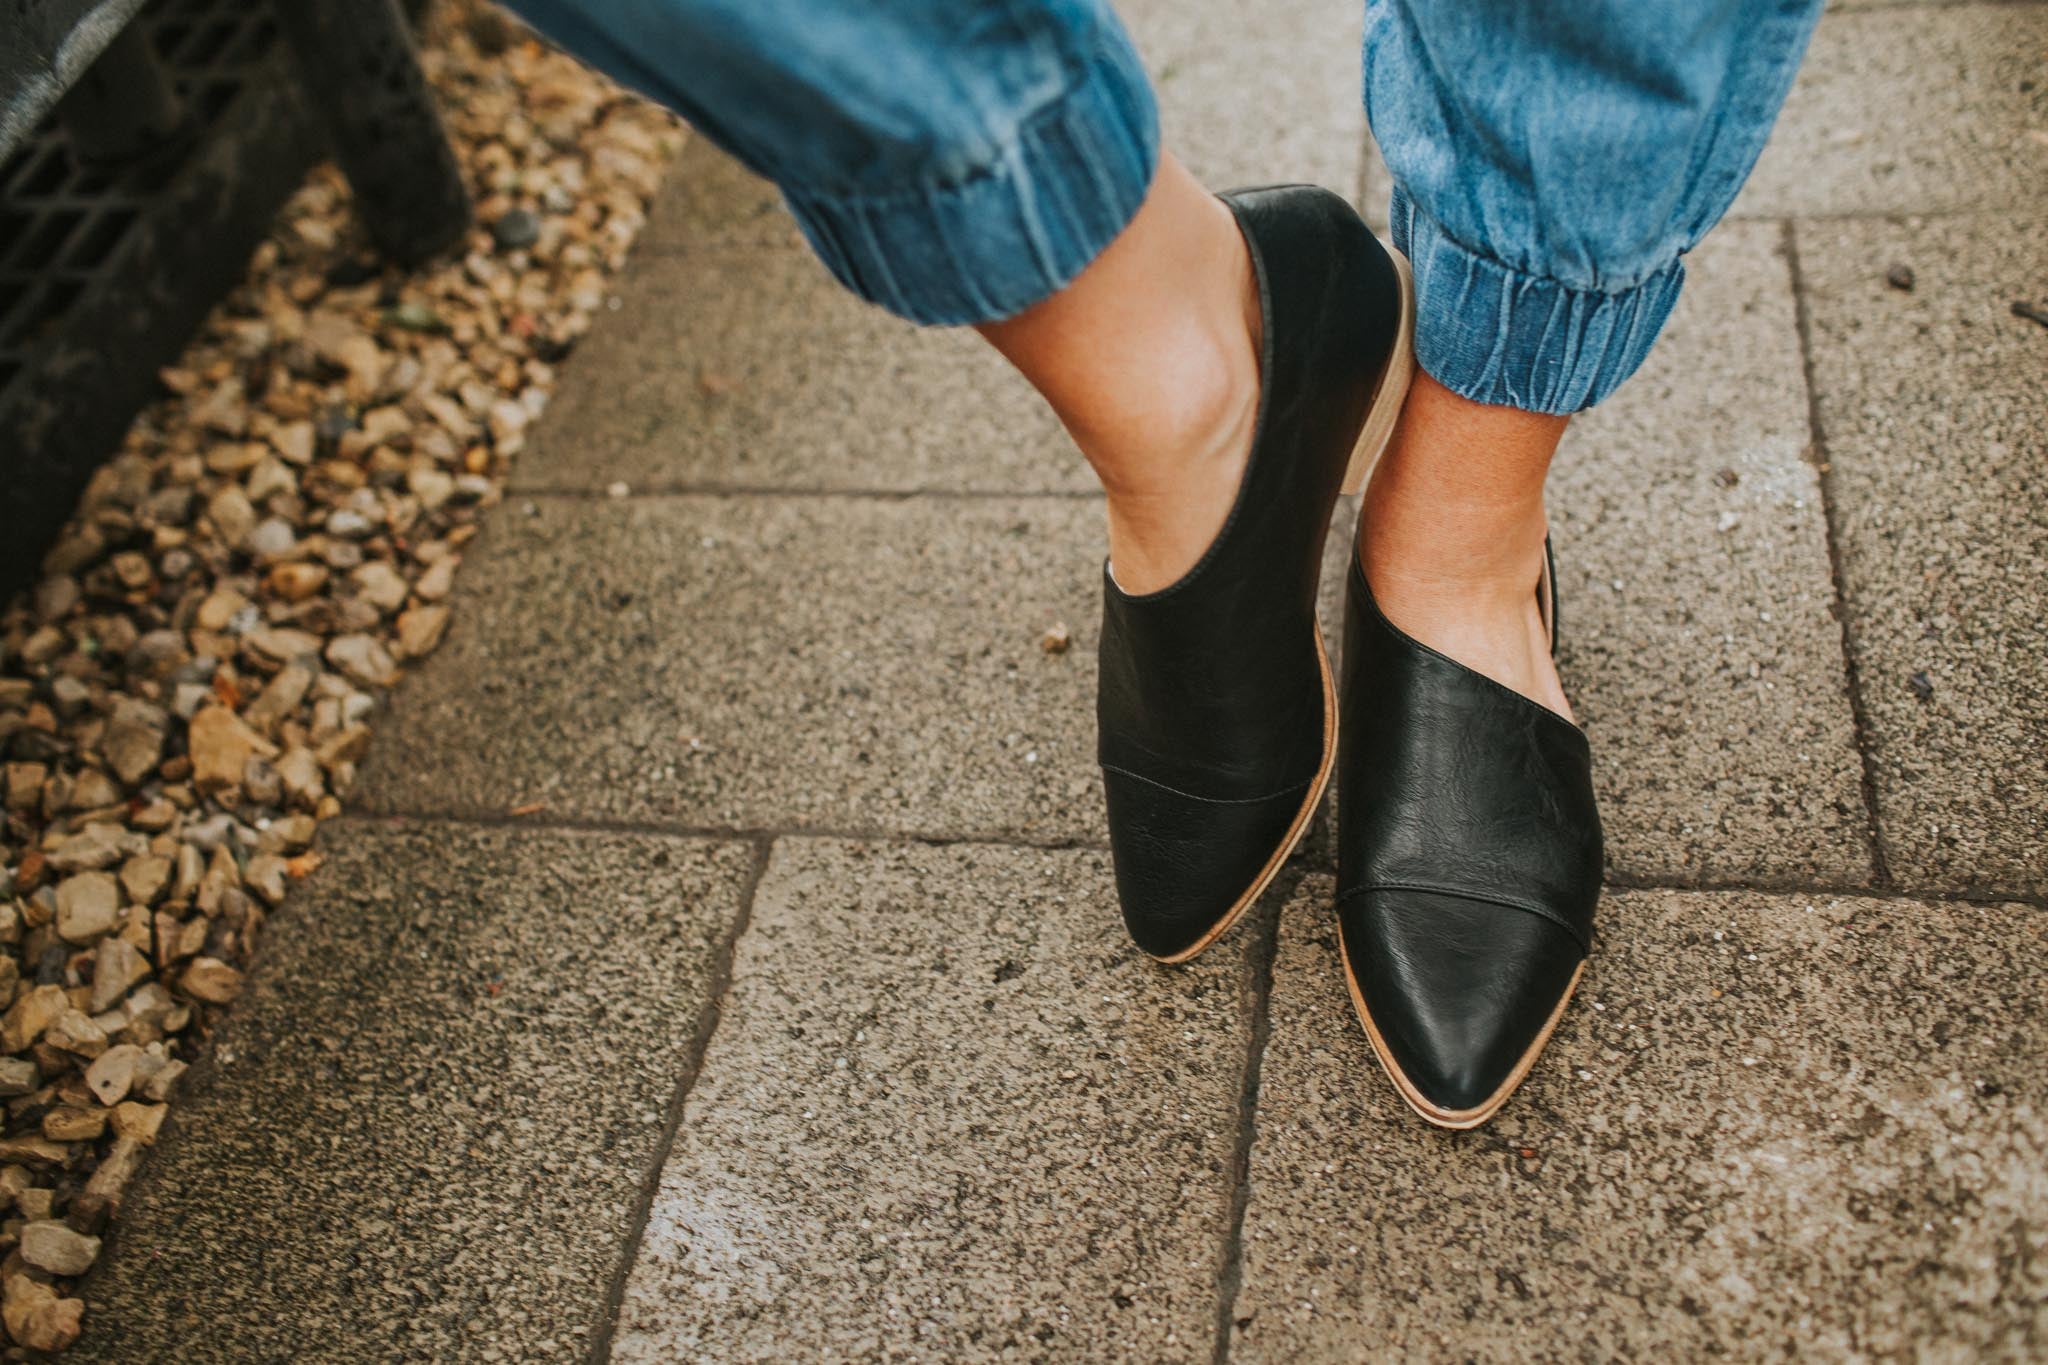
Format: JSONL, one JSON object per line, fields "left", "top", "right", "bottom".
{"left": 1078, "top": 200, "right": 1259, "bottom": 502}
{"left": 1360, "top": 485, "right": 1548, "bottom": 598}
{"left": 1082, "top": 323, "right": 1257, "bottom": 501}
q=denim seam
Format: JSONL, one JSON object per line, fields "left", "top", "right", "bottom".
{"left": 780, "top": 30, "right": 1157, "bottom": 324}
{"left": 776, "top": 29, "right": 1130, "bottom": 211}
{"left": 1395, "top": 194, "right": 1688, "bottom": 414}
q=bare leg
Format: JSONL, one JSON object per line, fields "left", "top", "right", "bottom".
{"left": 1359, "top": 371, "right": 1573, "bottom": 720}
{"left": 977, "top": 152, "right": 1260, "bottom": 595}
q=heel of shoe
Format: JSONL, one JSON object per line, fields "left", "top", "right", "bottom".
{"left": 1340, "top": 246, "right": 1416, "bottom": 497}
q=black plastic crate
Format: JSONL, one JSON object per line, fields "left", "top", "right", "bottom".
{"left": 0, "top": 0, "right": 320, "bottom": 596}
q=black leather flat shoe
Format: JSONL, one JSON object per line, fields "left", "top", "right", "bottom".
{"left": 1098, "top": 185, "right": 1413, "bottom": 963}
{"left": 1335, "top": 540, "right": 1601, "bottom": 1127}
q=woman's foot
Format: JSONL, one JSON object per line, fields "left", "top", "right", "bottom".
{"left": 1358, "top": 371, "right": 1572, "bottom": 719}
{"left": 1337, "top": 369, "right": 1599, "bottom": 1129}
{"left": 1092, "top": 184, "right": 1411, "bottom": 961}
{"left": 978, "top": 153, "right": 1263, "bottom": 595}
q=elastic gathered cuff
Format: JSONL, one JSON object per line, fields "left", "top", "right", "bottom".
{"left": 1391, "top": 189, "right": 1685, "bottom": 415}
{"left": 781, "top": 33, "right": 1158, "bottom": 327}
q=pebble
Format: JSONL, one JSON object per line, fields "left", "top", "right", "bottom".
{"left": 112, "top": 1101, "right": 167, "bottom": 1144}
{"left": 43, "top": 1106, "right": 108, "bottom": 1142}
{"left": 352, "top": 560, "right": 411, "bottom": 612}
{"left": 138, "top": 1058, "right": 187, "bottom": 1103}
{"left": 326, "top": 633, "right": 398, "bottom": 687}
{"left": 86, "top": 1044, "right": 146, "bottom": 1105}
{"left": 102, "top": 699, "right": 167, "bottom": 786}
{"left": 267, "top": 561, "right": 330, "bottom": 602}
{"left": 0, "top": 1058, "right": 39, "bottom": 1096}
{"left": 179, "top": 958, "right": 245, "bottom": 1005}
{"left": 120, "top": 852, "right": 173, "bottom": 905}
{"left": 246, "top": 516, "right": 301, "bottom": 561}
{"left": 396, "top": 605, "right": 451, "bottom": 657}
{"left": 46, "top": 1009, "right": 110, "bottom": 1060}
{"left": 189, "top": 705, "right": 278, "bottom": 796}
{"left": 20, "top": 1221, "right": 102, "bottom": 1277}
{"left": 492, "top": 206, "right": 542, "bottom": 249}
{"left": 0, "top": 986, "right": 69, "bottom": 1052}
{"left": 55, "top": 872, "right": 122, "bottom": 944}
{"left": 206, "top": 485, "right": 258, "bottom": 546}
{"left": 47, "top": 822, "right": 145, "bottom": 873}
{"left": 91, "top": 938, "right": 153, "bottom": 1014}
{"left": 2, "top": 1280, "right": 84, "bottom": 1352}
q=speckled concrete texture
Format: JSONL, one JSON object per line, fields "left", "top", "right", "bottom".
{"left": 1548, "top": 223, "right": 1871, "bottom": 884}
{"left": 1795, "top": 212, "right": 2048, "bottom": 894}
{"left": 611, "top": 837, "right": 1256, "bottom": 1361}
{"left": 634, "top": 136, "right": 804, "bottom": 256}
{"left": 1742, "top": 5, "right": 2048, "bottom": 217}
{"left": 357, "top": 495, "right": 1108, "bottom": 842}
{"left": 73, "top": 821, "right": 757, "bottom": 1361}
{"left": 508, "top": 226, "right": 1086, "bottom": 496}
{"left": 1232, "top": 877, "right": 2048, "bottom": 1363}
{"left": 1120, "top": 0, "right": 1363, "bottom": 196}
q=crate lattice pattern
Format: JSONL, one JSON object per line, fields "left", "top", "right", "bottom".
{"left": 0, "top": 0, "right": 279, "bottom": 395}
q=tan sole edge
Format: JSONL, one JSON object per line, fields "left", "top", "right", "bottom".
{"left": 1337, "top": 924, "right": 1585, "bottom": 1130}
{"left": 1340, "top": 246, "right": 1417, "bottom": 497}
{"left": 1148, "top": 621, "right": 1340, "bottom": 966}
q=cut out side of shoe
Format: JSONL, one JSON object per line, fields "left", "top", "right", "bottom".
{"left": 1336, "top": 887, "right": 1587, "bottom": 1129}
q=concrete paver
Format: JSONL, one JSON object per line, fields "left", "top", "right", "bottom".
{"left": 1233, "top": 877, "right": 2048, "bottom": 1362}
{"left": 1741, "top": 5, "right": 2048, "bottom": 217}
{"left": 509, "top": 235, "right": 1085, "bottom": 497}
{"left": 1796, "top": 211, "right": 2048, "bottom": 893}
{"left": 611, "top": 837, "right": 1255, "bottom": 1361}
{"left": 1549, "top": 223, "right": 1872, "bottom": 884}
{"left": 74, "top": 821, "right": 758, "bottom": 1361}
{"left": 635, "top": 137, "right": 804, "bottom": 256}
{"left": 1120, "top": 0, "right": 1364, "bottom": 196}
{"left": 357, "top": 495, "right": 1109, "bottom": 843}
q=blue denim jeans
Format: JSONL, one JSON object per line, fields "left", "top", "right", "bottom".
{"left": 507, "top": 0, "right": 1822, "bottom": 413}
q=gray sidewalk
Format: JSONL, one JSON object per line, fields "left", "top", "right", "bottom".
{"left": 77, "top": 0, "right": 2047, "bottom": 1359}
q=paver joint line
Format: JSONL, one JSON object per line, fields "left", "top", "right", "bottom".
{"left": 584, "top": 835, "right": 777, "bottom": 1365}
{"left": 338, "top": 806, "right": 1113, "bottom": 855}
{"left": 513, "top": 482, "right": 1108, "bottom": 502}
{"left": 1210, "top": 881, "right": 1289, "bottom": 1365}
{"left": 1780, "top": 218, "right": 1896, "bottom": 889}
{"left": 335, "top": 813, "right": 2048, "bottom": 910}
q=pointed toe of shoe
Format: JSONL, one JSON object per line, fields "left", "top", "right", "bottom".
{"left": 1338, "top": 888, "right": 1585, "bottom": 1124}
{"left": 1103, "top": 768, "right": 1315, "bottom": 961}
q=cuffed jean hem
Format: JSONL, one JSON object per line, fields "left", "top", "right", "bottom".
{"left": 780, "top": 35, "right": 1159, "bottom": 327}
{"left": 1391, "top": 189, "right": 1685, "bottom": 415}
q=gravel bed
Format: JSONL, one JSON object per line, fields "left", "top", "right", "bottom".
{"left": 0, "top": 4, "right": 680, "bottom": 1350}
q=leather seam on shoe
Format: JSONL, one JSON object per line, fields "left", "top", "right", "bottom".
{"left": 1346, "top": 550, "right": 1590, "bottom": 748}
{"left": 1333, "top": 880, "right": 1591, "bottom": 953}
{"left": 1100, "top": 763, "right": 1316, "bottom": 807}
